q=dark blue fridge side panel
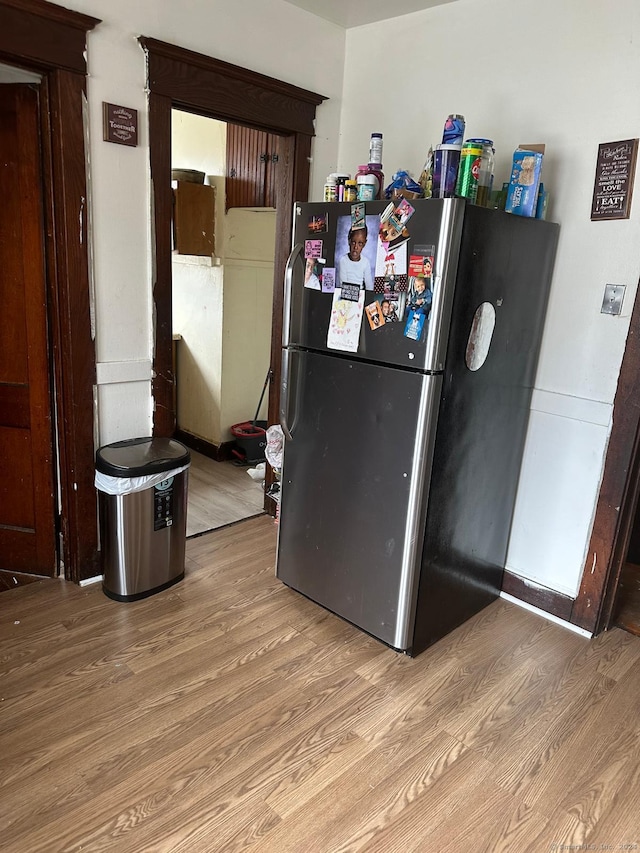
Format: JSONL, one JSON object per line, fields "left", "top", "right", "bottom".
{"left": 411, "top": 206, "right": 560, "bottom": 655}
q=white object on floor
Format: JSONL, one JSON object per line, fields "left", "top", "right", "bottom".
{"left": 247, "top": 462, "right": 266, "bottom": 482}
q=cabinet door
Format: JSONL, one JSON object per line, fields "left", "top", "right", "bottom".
{"left": 226, "top": 124, "right": 280, "bottom": 209}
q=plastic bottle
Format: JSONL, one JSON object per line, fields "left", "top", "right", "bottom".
{"left": 334, "top": 173, "right": 350, "bottom": 202}
{"left": 356, "top": 172, "right": 377, "bottom": 202}
{"left": 369, "top": 133, "right": 383, "bottom": 166}
{"left": 343, "top": 180, "right": 357, "bottom": 203}
{"left": 356, "top": 163, "right": 384, "bottom": 201}
{"left": 324, "top": 174, "right": 337, "bottom": 202}
{"left": 474, "top": 141, "right": 495, "bottom": 207}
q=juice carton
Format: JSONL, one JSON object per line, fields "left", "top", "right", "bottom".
{"left": 505, "top": 147, "right": 544, "bottom": 217}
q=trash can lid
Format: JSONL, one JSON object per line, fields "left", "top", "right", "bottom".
{"left": 96, "top": 437, "right": 191, "bottom": 478}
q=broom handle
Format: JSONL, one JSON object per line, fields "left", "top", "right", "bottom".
{"left": 252, "top": 369, "right": 271, "bottom": 425}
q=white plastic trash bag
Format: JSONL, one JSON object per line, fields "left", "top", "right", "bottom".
{"left": 265, "top": 424, "right": 284, "bottom": 470}
{"left": 95, "top": 464, "right": 190, "bottom": 496}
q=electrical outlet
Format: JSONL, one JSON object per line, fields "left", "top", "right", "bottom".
{"left": 601, "top": 284, "right": 625, "bottom": 315}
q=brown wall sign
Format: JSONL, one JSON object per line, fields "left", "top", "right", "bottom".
{"left": 103, "top": 102, "right": 138, "bottom": 147}
{"left": 591, "top": 138, "right": 638, "bottom": 220}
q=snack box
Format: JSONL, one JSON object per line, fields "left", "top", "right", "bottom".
{"left": 505, "top": 149, "right": 543, "bottom": 217}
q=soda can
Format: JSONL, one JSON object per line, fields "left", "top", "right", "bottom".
{"left": 442, "top": 114, "right": 465, "bottom": 147}
{"left": 455, "top": 141, "right": 483, "bottom": 199}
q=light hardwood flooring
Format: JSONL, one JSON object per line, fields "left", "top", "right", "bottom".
{"left": 1, "top": 515, "right": 640, "bottom": 852}
{"left": 186, "top": 450, "right": 265, "bottom": 537}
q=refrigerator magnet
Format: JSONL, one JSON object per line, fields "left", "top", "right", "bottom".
{"left": 370, "top": 293, "right": 405, "bottom": 326}
{"left": 379, "top": 208, "right": 409, "bottom": 251}
{"left": 404, "top": 309, "right": 426, "bottom": 342}
{"left": 351, "top": 203, "right": 365, "bottom": 231}
{"left": 365, "top": 300, "right": 385, "bottom": 330}
{"left": 308, "top": 213, "right": 327, "bottom": 234}
{"left": 409, "top": 244, "right": 435, "bottom": 280}
{"left": 305, "top": 239, "right": 323, "bottom": 259}
{"left": 327, "top": 288, "right": 365, "bottom": 352}
{"left": 321, "top": 267, "right": 336, "bottom": 293}
{"left": 407, "top": 275, "right": 433, "bottom": 315}
{"left": 304, "top": 257, "right": 324, "bottom": 290}
{"left": 335, "top": 213, "right": 377, "bottom": 292}
{"left": 394, "top": 198, "right": 415, "bottom": 226}
{"left": 340, "top": 282, "right": 361, "bottom": 302}
{"left": 375, "top": 241, "right": 408, "bottom": 278}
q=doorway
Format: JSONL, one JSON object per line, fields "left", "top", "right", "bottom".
{"left": 0, "top": 1, "right": 101, "bottom": 586}
{"left": 612, "top": 508, "right": 640, "bottom": 635}
{"left": 0, "top": 71, "right": 57, "bottom": 584}
{"left": 141, "top": 36, "right": 325, "bottom": 520}
{"left": 170, "top": 110, "right": 276, "bottom": 536}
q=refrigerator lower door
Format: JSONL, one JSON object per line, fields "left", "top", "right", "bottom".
{"left": 276, "top": 348, "right": 441, "bottom": 650}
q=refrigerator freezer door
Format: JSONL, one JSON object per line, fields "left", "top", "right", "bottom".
{"left": 276, "top": 348, "right": 442, "bottom": 650}
{"left": 285, "top": 199, "right": 465, "bottom": 372}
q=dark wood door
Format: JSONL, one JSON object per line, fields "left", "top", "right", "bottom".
{"left": 0, "top": 84, "right": 56, "bottom": 576}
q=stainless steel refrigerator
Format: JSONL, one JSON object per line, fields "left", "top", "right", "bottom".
{"left": 276, "top": 198, "right": 559, "bottom": 655}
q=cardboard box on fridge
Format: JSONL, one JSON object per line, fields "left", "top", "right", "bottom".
{"left": 505, "top": 144, "right": 545, "bottom": 218}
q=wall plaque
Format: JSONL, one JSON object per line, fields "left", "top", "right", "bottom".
{"left": 103, "top": 102, "right": 138, "bottom": 147}
{"left": 591, "top": 138, "right": 638, "bottom": 221}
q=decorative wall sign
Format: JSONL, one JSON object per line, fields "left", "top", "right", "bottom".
{"left": 590, "top": 138, "right": 638, "bottom": 221}
{"left": 103, "top": 102, "right": 138, "bottom": 147}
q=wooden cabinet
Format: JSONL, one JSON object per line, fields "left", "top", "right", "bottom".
{"left": 226, "top": 124, "right": 281, "bottom": 209}
{"left": 173, "top": 182, "right": 215, "bottom": 256}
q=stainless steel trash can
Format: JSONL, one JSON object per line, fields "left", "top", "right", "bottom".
{"left": 95, "top": 437, "right": 191, "bottom": 601}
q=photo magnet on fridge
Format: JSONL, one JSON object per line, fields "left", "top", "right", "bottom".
{"left": 308, "top": 213, "right": 327, "bottom": 234}
{"left": 407, "top": 275, "right": 433, "bottom": 316}
{"left": 335, "top": 214, "right": 376, "bottom": 291}
{"left": 304, "top": 239, "right": 323, "bottom": 259}
{"left": 365, "top": 300, "right": 385, "bottom": 330}
{"left": 374, "top": 241, "right": 408, "bottom": 294}
{"left": 375, "top": 242, "right": 408, "bottom": 277}
{"left": 409, "top": 244, "right": 435, "bottom": 280}
{"left": 351, "top": 203, "right": 365, "bottom": 231}
{"left": 379, "top": 293, "right": 405, "bottom": 324}
{"left": 379, "top": 204, "right": 410, "bottom": 251}
{"left": 304, "top": 257, "right": 325, "bottom": 290}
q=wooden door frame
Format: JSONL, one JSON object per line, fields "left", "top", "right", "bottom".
{"left": 139, "top": 37, "right": 325, "bottom": 510}
{"left": 0, "top": 0, "right": 101, "bottom": 582}
{"left": 570, "top": 277, "right": 640, "bottom": 634}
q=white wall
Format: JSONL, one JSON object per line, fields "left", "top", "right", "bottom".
{"left": 339, "top": 0, "right": 640, "bottom": 597}
{"left": 56, "top": 0, "right": 345, "bottom": 445}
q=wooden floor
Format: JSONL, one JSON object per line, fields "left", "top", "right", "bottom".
{"left": 2, "top": 515, "right": 640, "bottom": 852}
{"left": 187, "top": 450, "right": 265, "bottom": 537}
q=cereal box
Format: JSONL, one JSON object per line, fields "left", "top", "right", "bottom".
{"left": 505, "top": 149, "right": 544, "bottom": 217}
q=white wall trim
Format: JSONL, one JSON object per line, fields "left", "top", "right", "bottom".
{"left": 79, "top": 575, "right": 103, "bottom": 587}
{"left": 500, "top": 591, "right": 593, "bottom": 638}
{"left": 96, "top": 360, "right": 153, "bottom": 385}
{"left": 530, "top": 388, "right": 612, "bottom": 427}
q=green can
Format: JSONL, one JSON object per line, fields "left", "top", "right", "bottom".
{"left": 455, "top": 141, "right": 483, "bottom": 199}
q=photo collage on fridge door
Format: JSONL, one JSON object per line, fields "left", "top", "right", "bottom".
{"left": 304, "top": 202, "right": 435, "bottom": 352}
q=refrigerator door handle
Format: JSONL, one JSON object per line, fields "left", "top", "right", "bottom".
{"left": 279, "top": 347, "right": 293, "bottom": 441}
{"left": 283, "top": 242, "right": 304, "bottom": 348}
